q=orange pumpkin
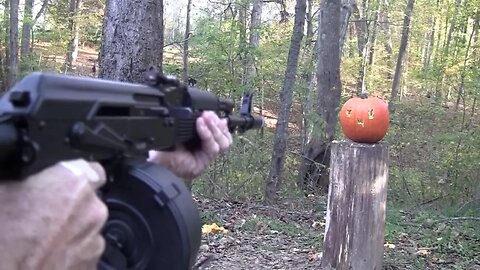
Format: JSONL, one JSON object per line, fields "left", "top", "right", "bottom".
{"left": 339, "top": 94, "right": 389, "bottom": 143}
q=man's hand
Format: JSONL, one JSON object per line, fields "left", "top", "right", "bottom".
{"left": 148, "top": 111, "right": 233, "bottom": 180}
{"left": 0, "top": 159, "right": 108, "bottom": 270}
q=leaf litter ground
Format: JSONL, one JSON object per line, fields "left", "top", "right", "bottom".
{"left": 192, "top": 196, "right": 480, "bottom": 270}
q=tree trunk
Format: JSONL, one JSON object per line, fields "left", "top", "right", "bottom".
{"left": 389, "top": 0, "right": 415, "bottom": 112}
{"left": 339, "top": 0, "right": 354, "bottom": 56}
{"left": 367, "top": 6, "right": 380, "bottom": 66}
{"left": 455, "top": 12, "right": 478, "bottom": 111}
{"left": 8, "top": 0, "right": 19, "bottom": 87}
{"left": 298, "top": 0, "right": 342, "bottom": 194}
{"left": 265, "top": 0, "right": 307, "bottom": 203}
{"left": 317, "top": 0, "right": 342, "bottom": 142}
{"left": 379, "top": 0, "right": 393, "bottom": 80}
{"left": 320, "top": 142, "right": 389, "bottom": 270}
{"left": 20, "top": 0, "right": 34, "bottom": 60}
{"left": 434, "top": 0, "right": 461, "bottom": 101}
{"left": 182, "top": 0, "right": 192, "bottom": 83}
{"left": 65, "top": 0, "right": 82, "bottom": 72}
{"left": 352, "top": 0, "right": 368, "bottom": 94}
{"left": 0, "top": 0, "right": 10, "bottom": 90}
{"left": 238, "top": 0, "right": 248, "bottom": 85}
{"left": 245, "top": 0, "right": 262, "bottom": 89}
{"left": 99, "top": 0, "right": 164, "bottom": 83}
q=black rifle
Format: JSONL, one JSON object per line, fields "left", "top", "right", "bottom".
{"left": 0, "top": 69, "right": 263, "bottom": 270}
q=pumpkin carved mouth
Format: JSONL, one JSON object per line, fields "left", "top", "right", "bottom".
{"left": 357, "top": 118, "right": 365, "bottom": 127}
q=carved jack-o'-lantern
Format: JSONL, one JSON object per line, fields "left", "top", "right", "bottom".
{"left": 339, "top": 94, "right": 389, "bottom": 143}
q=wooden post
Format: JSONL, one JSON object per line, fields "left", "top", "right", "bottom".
{"left": 320, "top": 141, "right": 389, "bottom": 270}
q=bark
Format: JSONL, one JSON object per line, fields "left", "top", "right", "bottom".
{"left": 8, "top": 0, "right": 19, "bottom": 87}
{"left": 65, "top": 0, "right": 82, "bottom": 72}
{"left": 20, "top": 0, "right": 34, "bottom": 59}
{"left": 182, "top": 0, "right": 192, "bottom": 83}
{"left": 320, "top": 142, "right": 389, "bottom": 269}
{"left": 389, "top": 0, "right": 415, "bottom": 112}
{"left": 265, "top": 0, "right": 307, "bottom": 203}
{"left": 99, "top": 0, "right": 164, "bottom": 83}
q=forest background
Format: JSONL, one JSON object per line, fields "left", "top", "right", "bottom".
{"left": 0, "top": 0, "right": 479, "bottom": 268}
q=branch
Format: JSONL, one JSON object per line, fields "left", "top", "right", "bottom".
{"left": 33, "top": 0, "right": 50, "bottom": 25}
{"left": 435, "top": 217, "right": 480, "bottom": 223}
{"left": 289, "top": 151, "right": 327, "bottom": 168}
{"left": 163, "top": 34, "right": 194, "bottom": 48}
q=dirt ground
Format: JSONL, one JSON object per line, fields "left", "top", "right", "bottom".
{"left": 193, "top": 196, "right": 480, "bottom": 270}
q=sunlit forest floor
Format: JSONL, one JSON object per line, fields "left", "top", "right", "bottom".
{"left": 32, "top": 45, "right": 480, "bottom": 270}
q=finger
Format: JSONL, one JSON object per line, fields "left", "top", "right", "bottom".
{"left": 204, "top": 114, "right": 231, "bottom": 153}
{"left": 196, "top": 117, "right": 220, "bottom": 157}
{"left": 59, "top": 159, "right": 107, "bottom": 190}
{"left": 220, "top": 118, "right": 233, "bottom": 145}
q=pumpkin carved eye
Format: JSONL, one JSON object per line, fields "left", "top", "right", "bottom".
{"left": 368, "top": 109, "right": 374, "bottom": 119}
{"left": 346, "top": 109, "right": 352, "bottom": 117}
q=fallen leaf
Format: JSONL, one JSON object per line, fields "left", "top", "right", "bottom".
{"left": 416, "top": 248, "right": 431, "bottom": 256}
{"left": 384, "top": 242, "right": 396, "bottom": 249}
{"left": 202, "top": 223, "right": 229, "bottom": 235}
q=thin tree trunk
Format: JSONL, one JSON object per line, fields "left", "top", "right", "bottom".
{"left": 20, "top": 0, "right": 34, "bottom": 59}
{"left": 368, "top": 5, "right": 380, "bottom": 66}
{"left": 238, "top": 0, "right": 248, "bottom": 85}
{"left": 33, "top": 0, "right": 50, "bottom": 26}
{"left": 8, "top": 0, "right": 19, "bottom": 86}
{"left": 352, "top": 0, "right": 368, "bottom": 94}
{"left": 455, "top": 12, "right": 479, "bottom": 111}
{"left": 389, "top": 0, "right": 415, "bottom": 111}
{"left": 265, "top": 0, "right": 307, "bottom": 203}
{"left": 182, "top": 0, "right": 192, "bottom": 83}
{"left": 65, "top": 0, "right": 82, "bottom": 72}
{"left": 380, "top": 0, "right": 393, "bottom": 80}
{"left": 339, "top": 0, "right": 354, "bottom": 57}
{"left": 245, "top": 0, "right": 262, "bottom": 89}
{"left": 0, "top": 0, "right": 10, "bottom": 90}
{"left": 300, "top": 0, "right": 315, "bottom": 147}
{"left": 434, "top": 0, "right": 461, "bottom": 101}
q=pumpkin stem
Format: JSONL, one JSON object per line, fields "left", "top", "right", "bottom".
{"left": 358, "top": 93, "right": 369, "bottom": 99}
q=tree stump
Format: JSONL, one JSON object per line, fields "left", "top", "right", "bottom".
{"left": 320, "top": 141, "right": 389, "bottom": 270}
